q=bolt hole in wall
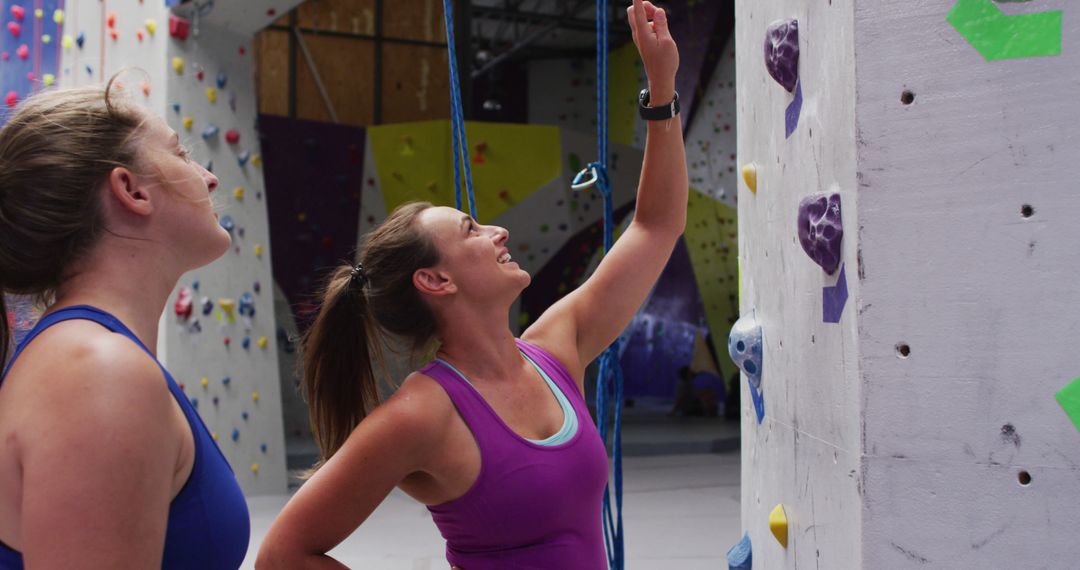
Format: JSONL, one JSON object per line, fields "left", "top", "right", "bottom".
{"left": 896, "top": 343, "right": 911, "bottom": 358}
{"left": 1018, "top": 470, "right": 1032, "bottom": 486}
{"left": 1021, "top": 204, "right": 1035, "bottom": 218}
{"left": 901, "top": 90, "right": 915, "bottom": 105}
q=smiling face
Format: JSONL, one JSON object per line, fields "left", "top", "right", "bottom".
{"left": 135, "top": 112, "right": 230, "bottom": 270}
{"left": 416, "top": 206, "right": 531, "bottom": 305}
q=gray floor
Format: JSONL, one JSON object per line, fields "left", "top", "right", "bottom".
{"left": 244, "top": 451, "right": 742, "bottom": 569}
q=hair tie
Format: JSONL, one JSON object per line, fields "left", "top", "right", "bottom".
{"left": 349, "top": 263, "right": 367, "bottom": 290}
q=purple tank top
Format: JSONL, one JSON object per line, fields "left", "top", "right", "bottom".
{"left": 421, "top": 339, "right": 609, "bottom": 570}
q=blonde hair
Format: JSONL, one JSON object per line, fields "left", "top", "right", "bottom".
{"left": 0, "top": 76, "right": 147, "bottom": 365}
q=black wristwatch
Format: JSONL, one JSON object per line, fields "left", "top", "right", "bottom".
{"left": 638, "top": 89, "right": 680, "bottom": 121}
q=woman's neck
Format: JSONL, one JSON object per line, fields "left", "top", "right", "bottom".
{"left": 49, "top": 239, "right": 182, "bottom": 355}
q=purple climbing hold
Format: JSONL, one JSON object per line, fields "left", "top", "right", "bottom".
{"left": 797, "top": 192, "right": 843, "bottom": 275}
{"left": 764, "top": 19, "right": 799, "bottom": 93}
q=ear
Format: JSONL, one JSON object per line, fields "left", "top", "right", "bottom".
{"left": 413, "top": 267, "right": 457, "bottom": 297}
{"left": 106, "top": 166, "right": 153, "bottom": 216}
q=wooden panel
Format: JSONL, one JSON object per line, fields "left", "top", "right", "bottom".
{"left": 255, "top": 29, "right": 291, "bottom": 117}
{"left": 295, "top": 34, "right": 376, "bottom": 127}
{"left": 297, "top": 0, "right": 376, "bottom": 34}
{"left": 381, "top": 43, "right": 451, "bottom": 124}
{"left": 383, "top": 0, "right": 446, "bottom": 43}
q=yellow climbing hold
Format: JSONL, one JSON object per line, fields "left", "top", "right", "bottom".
{"left": 251, "top": 154, "right": 263, "bottom": 168}
{"left": 251, "top": 463, "right": 260, "bottom": 474}
{"left": 205, "top": 87, "right": 217, "bottom": 104}
{"left": 62, "top": 34, "right": 73, "bottom": 49}
{"left": 769, "top": 504, "right": 788, "bottom": 548}
{"left": 233, "top": 187, "right": 245, "bottom": 201}
{"left": 42, "top": 74, "right": 54, "bottom": 87}
{"left": 254, "top": 244, "right": 264, "bottom": 258}
{"left": 53, "top": 9, "right": 64, "bottom": 24}
{"left": 41, "top": 34, "right": 51, "bottom": 44}
{"left": 741, "top": 163, "right": 758, "bottom": 194}
{"left": 171, "top": 57, "right": 184, "bottom": 74}
{"left": 211, "top": 432, "right": 219, "bottom": 441}
{"left": 257, "top": 336, "right": 268, "bottom": 349}
{"left": 219, "top": 298, "right": 236, "bottom": 318}
{"left": 145, "top": 19, "right": 157, "bottom": 36}
{"left": 200, "top": 376, "right": 209, "bottom": 388}
{"left": 183, "top": 117, "right": 193, "bottom": 131}
{"left": 34, "top": 8, "right": 43, "bottom": 19}
{"left": 251, "top": 391, "right": 260, "bottom": 403}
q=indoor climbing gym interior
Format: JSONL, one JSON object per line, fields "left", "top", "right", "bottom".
{"left": 1, "top": 0, "right": 1077, "bottom": 568}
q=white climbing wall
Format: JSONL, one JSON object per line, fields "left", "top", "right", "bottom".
{"left": 737, "top": 0, "right": 1080, "bottom": 566}
{"left": 735, "top": 0, "right": 862, "bottom": 567}
{"left": 57, "top": 0, "right": 305, "bottom": 496}
{"left": 855, "top": 0, "right": 1080, "bottom": 566}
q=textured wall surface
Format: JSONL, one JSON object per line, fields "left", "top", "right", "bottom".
{"left": 855, "top": 0, "right": 1080, "bottom": 566}
{"left": 735, "top": 0, "right": 863, "bottom": 567}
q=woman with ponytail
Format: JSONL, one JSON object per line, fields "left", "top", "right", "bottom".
{"left": 0, "top": 77, "right": 249, "bottom": 568}
{"left": 259, "top": 1, "right": 685, "bottom": 568}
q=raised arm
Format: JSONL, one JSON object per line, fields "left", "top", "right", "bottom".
{"left": 525, "top": 0, "right": 688, "bottom": 370}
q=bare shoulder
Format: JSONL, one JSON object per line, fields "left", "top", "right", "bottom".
{"left": 522, "top": 315, "right": 587, "bottom": 381}
{"left": 370, "top": 370, "right": 457, "bottom": 435}
{"left": 11, "top": 320, "right": 177, "bottom": 445}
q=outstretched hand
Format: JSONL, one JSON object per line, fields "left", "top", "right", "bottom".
{"left": 627, "top": 0, "right": 680, "bottom": 102}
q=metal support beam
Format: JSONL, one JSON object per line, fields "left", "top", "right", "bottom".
{"left": 287, "top": 10, "right": 298, "bottom": 118}
{"left": 471, "top": 5, "right": 631, "bottom": 37}
{"left": 470, "top": 0, "right": 596, "bottom": 80}
{"left": 374, "top": 0, "right": 384, "bottom": 124}
{"left": 293, "top": 27, "right": 341, "bottom": 123}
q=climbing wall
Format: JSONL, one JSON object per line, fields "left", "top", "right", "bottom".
{"left": 161, "top": 15, "right": 289, "bottom": 497}
{"left": 54, "top": 0, "right": 306, "bottom": 496}
{"left": 855, "top": 0, "right": 1080, "bottom": 566}
{"left": 733, "top": 0, "right": 862, "bottom": 567}
{"left": 734, "top": 0, "right": 1080, "bottom": 567}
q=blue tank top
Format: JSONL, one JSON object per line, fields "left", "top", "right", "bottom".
{"left": 0, "top": 305, "right": 250, "bottom": 569}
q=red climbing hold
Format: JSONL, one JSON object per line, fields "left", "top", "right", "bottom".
{"left": 225, "top": 129, "right": 240, "bottom": 144}
{"left": 5, "top": 91, "right": 17, "bottom": 108}
{"left": 10, "top": 5, "right": 24, "bottom": 21}
{"left": 169, "top": 14, "right": 190, "bottom": 40}
{"left": 15, "top": 44, "right": 28, "bottom": 60}
{"left": 7, "top": 22, "right": 21, "bottom": 38}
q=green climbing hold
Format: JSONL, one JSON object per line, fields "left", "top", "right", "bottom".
{"left": 568, "top": 153, "right": 582, "bottom": 174}
{"left": 1056, "top": 376, "right": 1080, "bottom": 433}
{"left": 947, "top": 0, "right": 1062, "bottom": 61}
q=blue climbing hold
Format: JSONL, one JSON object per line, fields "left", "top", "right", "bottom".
{"left": 231, "top": 428, "right": 240, "bottom": 442}
{"left": 190, "top": 397, "right": 199, "bottom": 408}
{"left": 76, "top": 31, "right": 84, "bottom": 49}
{"left": 192, "top": 280, "right": 199, "bottom": 291}
{"left": 242, "top": 411, "right": 249, "bottom": 421}
{"left": 216, "top": 72, "right": 227, "bottom": 89}
{"left": 238, "top": 292, "right": 255, "bottom": 317}
{"left": 241, "top": 337, "right": 251, "bottom": 350}
{"left": 172, "top": 103, "right": 181, "bottom": 114}
{"left": 201, "top": 124, "right": 219, "bottom": 140}
{"left": 260, "top": 443, "right": 268, "bottom": 453}
{"left": 219, "top": 214, "right": 235, "bottom": 233}
{"left": 222, "top": 376, "right": 231, "bottom": 386}
{"left": 237, "top": 150, "right": 250, "bottom": 167}
{"left": 728, "top": 313, "right": 763, "bottom": 389}
{"left": 726, "top": 533, "right": 752, "bottom": 570}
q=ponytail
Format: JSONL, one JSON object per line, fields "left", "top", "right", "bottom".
{"left": 299, "top": 265, "right": 382, "bottom": 472}
{"left": 298, "top": 201, "right": 442, "bottom": 474}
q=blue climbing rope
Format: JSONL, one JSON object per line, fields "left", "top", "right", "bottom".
{"left": 569, "top": 1, "right": 624, "bottom": 568}
{"left": 442, "top": 0, "right": 477, "bottom": 218}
